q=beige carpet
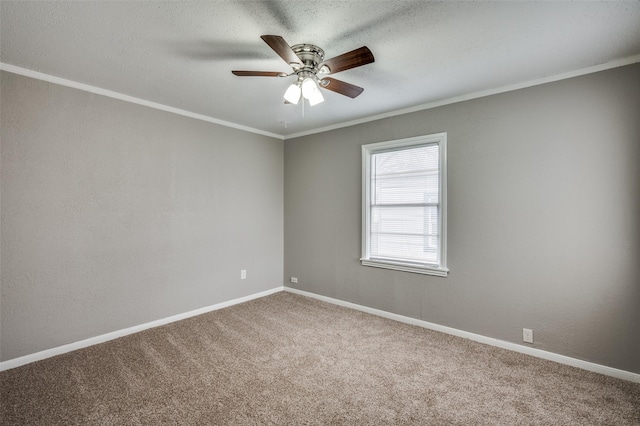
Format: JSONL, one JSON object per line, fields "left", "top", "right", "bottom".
{"left": 1, "top": 292, "right": 639, "bottom": 425}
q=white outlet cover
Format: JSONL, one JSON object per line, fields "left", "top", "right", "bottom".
{"left": 523, "top": 328, "right": 534, "bottom": 343}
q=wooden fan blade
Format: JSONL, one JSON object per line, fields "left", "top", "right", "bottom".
{"left": 232, "top": 71, "right": 287, "bottom": 77}
{"left": 319, "top": 46, "right": 374, "bottom": 75}
{"left": 320, "top": 77, "right": 364, "bottom": 98}
{"left": 260, "top": 35, "right": 302, "bottom": 67}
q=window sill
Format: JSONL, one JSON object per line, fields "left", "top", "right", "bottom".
{"left": 360, "top": 259, "right": 449, "bottom": 277}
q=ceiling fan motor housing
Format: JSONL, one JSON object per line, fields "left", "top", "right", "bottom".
{"left": 291, "top": 44, "right": 329, "bottom": 81}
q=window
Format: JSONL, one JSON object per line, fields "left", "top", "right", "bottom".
{"left": 361, "top": 133, "right": 448, "bottom": 276}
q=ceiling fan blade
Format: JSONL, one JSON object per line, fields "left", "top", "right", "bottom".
{"left": 260, "top": 35, "right": 302, "bottom": 67}
{"left": 232, "top": 71, "right": 287, "bottom": 77}
{"left": 320, "top": 77, "right": 364, "bottom": 98}
{"left": 319, "top": 46, "right": 374, "bottom": 75}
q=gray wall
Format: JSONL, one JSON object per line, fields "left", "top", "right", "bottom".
{"left": 284, "top": 63, "right": 640, "bottom": 373}
{"left": 2, "top": 63, "right": 639, "bottom": 373}
{"left": 1, "top": 71, "right": 284, "bottom": 361}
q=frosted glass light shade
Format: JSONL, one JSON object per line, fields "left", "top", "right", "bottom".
{"left": 301, "top": 77, "right": 324, "bottom": 106}
{"left": 283, "top": 83, "right": 301, "bottom": 104}
{"left": 307, "top": 89, "right": 324, "bottom": 106}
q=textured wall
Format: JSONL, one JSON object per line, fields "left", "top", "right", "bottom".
{"left": 284, "top": 63, "right": 640, "bottom": 373}
{"left": 0, "top": 71, "right": 284, "bottom": 361}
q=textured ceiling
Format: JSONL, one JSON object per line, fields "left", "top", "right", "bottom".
{"left": 2, "top": 1, "right": 640, "bottom": 138}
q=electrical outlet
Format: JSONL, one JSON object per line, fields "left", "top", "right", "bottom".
{"left": 241, "top": 270, "right": 247, "bottom": 280}
{"left": 290, "top": 277, "right": 298, "bottom": 283}
{"left": 523, "top": 328, "right": 534, "bottom": 343}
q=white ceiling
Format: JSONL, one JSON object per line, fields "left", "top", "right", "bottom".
{"left": 2, "top": 1, "right": 640, "bottom": 138}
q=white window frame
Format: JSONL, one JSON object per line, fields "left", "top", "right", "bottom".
{"left": 361, "top": 133, "right": 448, "bottom": 277}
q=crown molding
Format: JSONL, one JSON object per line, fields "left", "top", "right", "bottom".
{"left": 283, "top": 53, "right": 640, "bottom": 140}
{"left": 3, "top": 54, "right": 639, "bottom": 142}
{"left": 0, "top": 63, "right": 284, "bottom": 140}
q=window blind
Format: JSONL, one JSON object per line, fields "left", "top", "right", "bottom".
{"left": 370, "top": 144, "right": 440, "bottom": 265}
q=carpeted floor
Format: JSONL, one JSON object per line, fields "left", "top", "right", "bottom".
{"left": 1, "top": 292, "right": 639, "bottom": 425}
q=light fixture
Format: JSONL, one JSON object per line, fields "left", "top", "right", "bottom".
{"left": 283, "top": 82, "right": 301, "bottom": 104}
{"left": 307, "top": 90, "right": 324, "bottom": 106}
{"left": 233, "top": 37, "right": 374, "bottom": 107}
{"left": 301, "top": 77, "right": 324, "bottom": 106}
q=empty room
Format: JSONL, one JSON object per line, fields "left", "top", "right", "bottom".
{"left": 1, "top": 1, "right": 639, "bottom": 424}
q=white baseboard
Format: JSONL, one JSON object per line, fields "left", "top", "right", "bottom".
{"left": 0, "top": 286, "right": 284, "bottom": 372}
{"left": 4, "top": 284, "right": 638, "bottom": 384}
{"left": 284, "top": 287, "right": 640, "bottom": 384}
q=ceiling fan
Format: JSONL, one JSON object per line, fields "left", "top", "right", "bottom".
{"left": 232, "top": 35, "right": 374, "bottom": 106}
